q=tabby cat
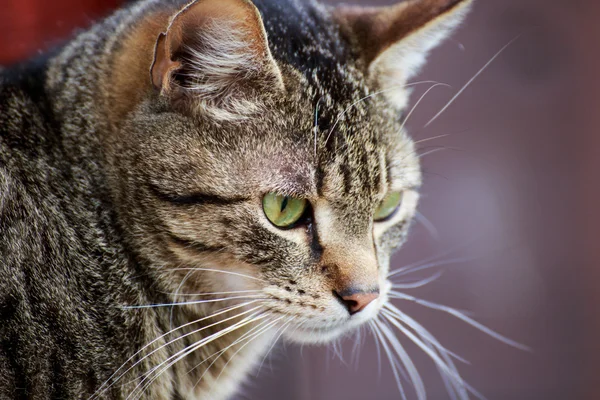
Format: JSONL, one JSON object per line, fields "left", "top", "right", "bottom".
{"left": 0, "top": 0, "right": 475, "bottom": 398}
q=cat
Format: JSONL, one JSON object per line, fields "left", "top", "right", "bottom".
{"left": 0, "top": 0, "right": 475, "bottom": 398}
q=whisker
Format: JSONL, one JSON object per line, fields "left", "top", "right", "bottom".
{"left": 418, "top": 146, "right": 461, "bottom": 159}
{"left": 389, "top": 254, "right": 483, "bottom": 278}
{"left": 324, "top": 80, "right": 448, "bottom": 147}
{"left": 170, "top": 268, "right": 196, "bottom": 330}
{"left": 163, "top": 267, "right": 267, "bottom": 283}
{"left": 387, "top": 83, "right": 451, "bottom": 162}
{"left": 370, "top": 319, "right": 409, "bottom": 400}
{"left": 381, "top": 307, "right": 483, "bottom": 400}
{"left": 256, "top": 317, "right": 294, "bottom": 377}
{"left": 211, "top": 316, "right": 285, "bottom": 388}
{"left": 122, "top": 295, "right": 266, "bottom": 309}
{"left": 331, "top": 337, "right": 347, "bottom": 366}
{"left": 90, "top": 301, "right": 259, "bottom": 399}
{"left": 383, "top": 305, "right": 469, "bottom": 364}
{"left": 415, "top": 211, "right": 440, "bottom": 241}
{"left": 392, "top": 271, "right": 444, "bottom": 289}
{"left": 383, "top": 303, "right": 470, "bottom": 400}
{"left": 191, "top": 317, "right": 277, "bottom": 387}
{"left": 398, "top": 83, "right": 451, "bottom": 135}
{"left": 389, "top": 291, "right": 530, "bottom": 351}
{"left": 161, "top": 290, "right": 263, "bottom": 297}
{"left": 413, "top": 133, "right": 452, "bottom": 146}
{"left": 197, "top": 316, "right": 285, "bottom": 397}
{"left": 382, "top": 308, "right": 467, "bottom": 400}
{"left": 376, "top": 319, "right": 426, "bottom": 400}
{"left": 425, "top": 35, "right": 521, "bottom": 128}
{"left": 391, "top": 236, "right": 482, "bottom": 277}
{"left": 413, "top": 127, "right": 471, "bottom": 144}
{"left": 122, "top": 307, "right": 264, "bottom": 399}
{"left": 128, "top": 310, "right": 268, "bottom": 399}
{"left": 368, "top": 321, "right": 383, "bottom": 382}
{"left": 350, "top": 325, "right": 364, "bottom": 369}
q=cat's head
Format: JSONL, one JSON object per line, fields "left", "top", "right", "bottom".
{"left": 104, "top": 0, "right": 471, "bottom": 343}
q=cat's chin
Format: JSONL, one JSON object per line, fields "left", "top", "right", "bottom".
{"left": 283, "top": 301, "right": 384, "bottom": 345}
{"left": 284, "top": 325, "right": 351, "bottom": 344}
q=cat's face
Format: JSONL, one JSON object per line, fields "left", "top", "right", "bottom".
{"left": 106, "top": 0, "right": 471, "bottom": 344}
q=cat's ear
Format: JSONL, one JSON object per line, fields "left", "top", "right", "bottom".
{"left": 150, "top": 0, "right": 284, "bottom": 120}
{"left": 334, "top": 0, "right": 473, "bottom": 109}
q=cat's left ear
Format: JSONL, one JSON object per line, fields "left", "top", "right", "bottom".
{"left": 150, "top": 0, "right": 284, "bottom": 120}
{"left": 333, "top": 0, "right": 473, "bottom": 109}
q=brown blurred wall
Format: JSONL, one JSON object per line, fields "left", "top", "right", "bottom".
{"left": 581, "top": 2, "right": 600, "bottom": 399}
{"left": 0, "top": 0, "right": 122, "bottom": 64}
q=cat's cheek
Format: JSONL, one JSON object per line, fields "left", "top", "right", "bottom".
{"left": 163, "top": 244, "right": 264, "bottom": 293}
{"left": 377, "top": 253, "right": 392, "bottom": 279}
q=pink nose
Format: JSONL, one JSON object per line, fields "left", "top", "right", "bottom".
{"left": 336, "top": 290, "right": 379, "bottom": 314}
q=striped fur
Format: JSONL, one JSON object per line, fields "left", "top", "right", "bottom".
{"left": 0, "top": 0, "right": 470, "bottom": 398}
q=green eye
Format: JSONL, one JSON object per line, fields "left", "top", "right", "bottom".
{"left": 374, "top": 192, "right": 403, "bottom": 222}
{"left": 263, "top": 193, "right": 308, "bottom": 228}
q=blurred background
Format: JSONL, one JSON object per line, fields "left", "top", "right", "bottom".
{"left": 1, "top": 0, "right": 597, "bottom": 399}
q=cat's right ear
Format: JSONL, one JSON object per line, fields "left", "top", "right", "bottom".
{"left": 150, "top": 0, "right": 284, "bottom": 120}
{"left": 333, "top": 0, "right": 473, "bottom": 110}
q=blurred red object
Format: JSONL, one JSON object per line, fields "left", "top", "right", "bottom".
{"left": 0, "top": 0, "right": 123, "bottom": 65}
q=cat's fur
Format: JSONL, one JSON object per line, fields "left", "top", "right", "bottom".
{"left": 0, "top": 0, "right": 471, "bottom": 398}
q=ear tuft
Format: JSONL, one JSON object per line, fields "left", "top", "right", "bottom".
{"left": 150, "top": 0, "right": 284, "bottom": 121}
{"left": 334, "top": 0, "right": 473, "bottom": 109}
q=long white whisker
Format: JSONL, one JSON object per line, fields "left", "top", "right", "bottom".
{"left": 392, "top": 271, "right": 444, "bottom": 289}
{"left": 383, "top": 306, "right": 468, "bottom": 364}
{"left": 161, "top": 290, "right": 263, "bottom": 297}
{"left": 388, "top": 236, "right": 482, "bottom": 279}
{"left": 212, "top": 316, "right": 285, "bottom": 387}
{"left": 350, "top": 325, "right": 364, "bottom": 369}
{"left": 398, "top": 83, "right": 451, "bottom": 135}
{"left": 122, "top": 307, "right": 264, "bottom": 399}
{"left": 368, "top": 321, "right": 383, "bottom": 382}
{"left": 164, "top": 267, "right": 267, "bottom": 282}
{"left": 389, "top": 255, "right": 483, "bottom": 278}
{"left": 256, "top": 317, "right": 293, "bottom": 376}
{"left": 191, "top": 317, "right": 276, "bottom": 387}
{"left": 382, "top": 312, "right": 465, "bottom": 400}
{"left": 331, "top": 337, "right": 347, "bottom": 366}
{"left": 324, "top": 81, "right": 447, "bottom": 146}
{"left": 425, "top": 36, "right": 521, "bottom": 128}
{"left": 123, "top": 295, "right": 265, "bottom": 309}
{"left": 199, "top": 316, "right": 286, "bottom": 398}
{"left": 370, "top": 320, "right": 409, "bottom": 400}
{"left": 90, "top": 301, "right": 259, "bottom": 399}
{"left": 381, "top": 308, "right": 483, "bottom": 400}
{"left": 413, "top": 133, "right": 452, "bottom": 145}
{"left": 383, "top": 304, "right": 469, "bottom": 399}
{"left": 376, "top": 319, "right": 426, "bottom": 400}
{"left": 418, "top": 147, "right": 459, "bottom": 159}
{"left": 389, "top": 291, "right": 530, "bottom": 351}
{"left": 128, "top": 311, "right": 268, "bottom": 399}
{"left": 381, "top": 312, "right": 468, "bottom": 392}
{"left": 415, "top": 211, "right": 440, "bottom": 241}
{"left": 170, "top": 268, "right": 195, "bottom": 330}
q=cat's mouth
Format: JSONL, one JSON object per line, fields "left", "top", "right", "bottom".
{"left": 279, "top": 284, "right": 389, "bottom": 344}
{"left": 283, "top": 313, "right": 375, "bottom": 344}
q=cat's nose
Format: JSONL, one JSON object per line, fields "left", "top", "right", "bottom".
{"left": 335, "top": 289, "right": 379, "bottom": 315}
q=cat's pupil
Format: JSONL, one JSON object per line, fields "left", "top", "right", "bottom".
{"left": 280, "top": 197, "right": 289, "bottom": 212}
